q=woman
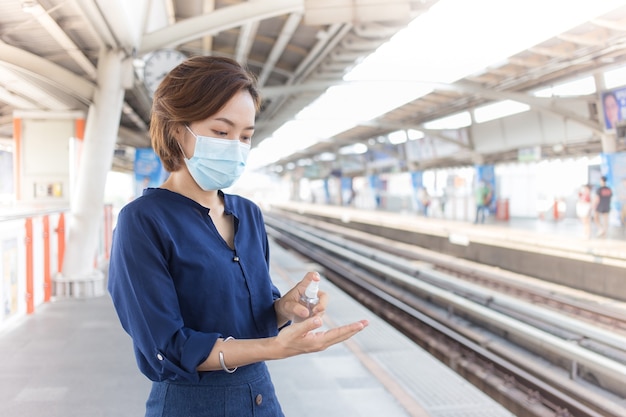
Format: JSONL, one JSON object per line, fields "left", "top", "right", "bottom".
{"left": 108, "top": 56, "right": 368, "bottom": 417}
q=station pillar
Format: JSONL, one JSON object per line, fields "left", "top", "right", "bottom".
{"left": 600, "top": 134, "right": 617, "bottom": 154}
{"left": 55, "top": 48, "right": 129, "bottom": 298}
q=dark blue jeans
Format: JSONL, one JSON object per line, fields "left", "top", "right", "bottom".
{"left": 475, "top": 204, "right": 489, "bottom": 223}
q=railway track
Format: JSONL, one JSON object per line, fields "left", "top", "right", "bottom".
{"left": 272, "top": 209, "right": 626, "bottom": 332}
{"left": 264, "top": 211, "right": 626, "bottom": 417}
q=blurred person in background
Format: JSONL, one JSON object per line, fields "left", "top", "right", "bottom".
{"left": 474, "top": 181, "right": 492, "bottom": 224}
{"left": 593, "top": 176, "right": 613, "bottom": 237}
{"left": 576, "top": 183, "right": 592, "bottom": 239}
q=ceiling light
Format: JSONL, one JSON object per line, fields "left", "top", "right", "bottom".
{"left": 604, "top": 66, "right": 626, "bottom": 89}
{"left": 424, "top": 112, "right": 472, "bottom": 130}
{"left": 474, "top": 100, "right": 530, "bottom": 123}
{"left": 339, "top": 143, "right": 368, "bottom": 155}
{"left": 388, "top": 130, "right": 407, "bottom": 144}
{"left": 316, "top": 152, "right": 336, "bottom": 162}
{"left": 533, "top": 76, "right": 596, "bottom": 97}
{"left": 407, "top": 129, "right": 424, "bottom": 140}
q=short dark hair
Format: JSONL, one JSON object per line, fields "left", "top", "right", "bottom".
{"left": 150, "top": 55, "right": 261, "bottom": 172}
{"left": 601, "top": 175, "right": 607, "bottom": 182}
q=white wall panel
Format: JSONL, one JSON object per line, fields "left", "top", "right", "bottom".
{"left": 23, "top": 119, "right": 71, "bottom": 175}
{"left": 20, "top": 118, "right": 74, "bottom": 202}
{"left": 472, "top": 120, "right": 506, "bottom": 153}
{"left": 472, "top": 101, "right": 594, "bottom": 155}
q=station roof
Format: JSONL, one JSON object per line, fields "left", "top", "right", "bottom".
{"left": 1, "top": 0, "right": 626, "bottom": 175}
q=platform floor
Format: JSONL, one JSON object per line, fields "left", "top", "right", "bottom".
{"left": 0, "top": 237, "right": 514, "bottom": 417}
{"left": 270, "top": 202, "right": 626, "bottom": 260}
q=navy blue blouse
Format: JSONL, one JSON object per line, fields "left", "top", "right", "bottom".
{"left": 108, "top": 188, "right": 281, "bottom": 383}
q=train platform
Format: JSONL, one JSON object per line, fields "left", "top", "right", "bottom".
{"left": 0, "top": 236, "right": 515, "bottom": 417}
{"left": 269, "top": 201, "right": 626, "bottom": 254}
{"left": 269, "top": 202, "right": 626, "bottom": 302}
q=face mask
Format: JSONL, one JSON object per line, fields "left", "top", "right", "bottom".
{"left": 181, "top": 125, "right": 250, "bottom": 190}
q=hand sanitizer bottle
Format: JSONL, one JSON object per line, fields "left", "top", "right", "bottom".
{"left": 299, "top": 280, "right": 320, "bottom": 319}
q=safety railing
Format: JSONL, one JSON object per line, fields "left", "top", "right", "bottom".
{"left": 0, "top": 205, "right": 112, "bottom": 330}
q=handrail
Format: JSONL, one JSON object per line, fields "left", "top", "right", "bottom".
{"left": 0, "top": 205, "right": 112, "bottom": 329}
{"left": 0, "top": 206, "right": 69, "bottom": 222}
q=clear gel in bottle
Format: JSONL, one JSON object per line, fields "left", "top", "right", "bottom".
{"left": 297, "top": 280, "right": 319, "bottom": 321}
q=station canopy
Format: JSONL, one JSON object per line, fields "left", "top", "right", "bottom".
{"left": 1, "top": 0, "right": 626, "bottom": 176}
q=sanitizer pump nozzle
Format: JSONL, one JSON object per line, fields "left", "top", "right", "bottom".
{"left": 299, "top": 280, "right": 320, "bottom": 318}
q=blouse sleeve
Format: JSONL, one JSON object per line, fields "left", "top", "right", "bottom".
{"left": 108, "top": 207, "right": 218, "bottom": 383}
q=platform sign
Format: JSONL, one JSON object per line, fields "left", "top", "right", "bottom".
{"left": 600, "top": 152, "right": 626, "bottom": 221}
{"left": 475, "top": 164, "right": 496, "bottom": 211}
{"left": 476, "top": 164, "right": 495, "bottom": 184}
{"left": 410, "top": 171, "right": 424, "bottom": 213}
{"left": 518, "top": 145, "right": 541, "bottom": 162}
{"left": 368, "top": 174, "right": 383, "bottom": 208}
{"left": 601, "top": 88, "right": 626, "bottom": 131}
{"left": 340, "top": 177, "right": 354, "bottom": 205}
{"left": 410, "top": 171, "right": 423, "bottom": 190}
{"left": 134, "top": 148, "right": 167, "bottom": 194}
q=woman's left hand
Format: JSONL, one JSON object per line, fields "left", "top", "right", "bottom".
{"left": 275, "top": 271, "right": 327, "bottom": 324}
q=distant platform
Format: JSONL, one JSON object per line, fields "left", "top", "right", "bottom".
{"left": 268, "top": 202, "right": 626, "bottom": 302}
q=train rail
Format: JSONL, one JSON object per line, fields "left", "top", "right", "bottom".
{"left": 264, "top": 211, "right": 626, "bottom": 417}
{"left": 273, "top": 209, "right": 626, "bottom": 332}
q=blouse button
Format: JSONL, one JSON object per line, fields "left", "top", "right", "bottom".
{"left": 233, "top": 256, "right": 240, "bottom": 262}
{"left": 157, "top": 353, "right": 163, "bottom": 361}
{"left": 255, "top": 394, "right": 263, "bottom": 405}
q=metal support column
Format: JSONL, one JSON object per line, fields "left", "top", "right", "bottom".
{"left": 55, "top": 48, "right": 128, "bottom": 297}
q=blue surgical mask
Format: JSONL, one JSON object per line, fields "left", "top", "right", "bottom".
{"left": 181, "top": 125, "right": 250, "bottom": 190}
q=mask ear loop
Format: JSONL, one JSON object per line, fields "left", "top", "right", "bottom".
{"left": 184, "top": 124, "right": 197, "bottom": 138}
{"left": 177, "top": 125, "right": 196, "bottom": 159}
{"left": 176, "top": 141, "right": 189, "bottom": 159}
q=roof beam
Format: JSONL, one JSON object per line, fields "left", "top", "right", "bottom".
{"left": 591, "top": 17, "right": 626, "bottom": 31}
{"left": 201, "top": 0, "right": 215, "bottom": 55}
{"left": 447, "top": 80, "right": 603, "bottom": 135}
{"left": 257, "top": 11, "right": 303, "bottom": 86}
{"left": 0, "top": 42, "right": 94, "bottom": 104}
{"left": 0, "top": 84, "right": 40, "bottom": 109}
{"left": 27, "top": 2, "right": 97, "bottom": 79}
{"left": 357, "top": 120, "right": 472, "bottom": 149}
{"left": 235, "top": 21, "right": 259, "bottom": 64}
{"left": 139, "top": 0, "right": 304, "bottom": 54}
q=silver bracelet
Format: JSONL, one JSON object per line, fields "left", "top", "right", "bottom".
{"left": 219, "top": 336, "right": 237, "bottom": 374}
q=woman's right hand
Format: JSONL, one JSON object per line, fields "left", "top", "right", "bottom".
{"left": 197, "top": 313, "right": 368, "bottom": 371}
